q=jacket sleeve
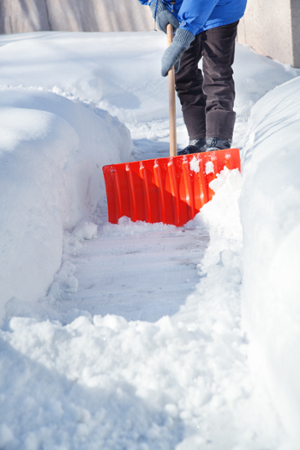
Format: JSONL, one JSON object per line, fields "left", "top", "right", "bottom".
{"left": 177, "top": 0, "right": 219, "bottom": 35}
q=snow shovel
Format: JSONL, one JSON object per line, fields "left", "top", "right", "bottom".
{"left": 102, "top": 24, "right": 241, "bottom": 227}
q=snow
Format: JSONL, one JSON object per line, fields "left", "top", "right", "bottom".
{"left": 204, "top": 160, "right": 214, "bottom": 174}
{"left": 189, "top": 155, "right": 200, "bottom": 173}
{"left": 0, "top": 87, "right": 131, "bottom": 321}
{"left": 73, "top": 221, "right": 98, "bottom": 240}
{"left": 240, "top": 76, "right": 300, "bottom": 444}
{"left": 0, "top": 30, "right": 300, "bottom": 449}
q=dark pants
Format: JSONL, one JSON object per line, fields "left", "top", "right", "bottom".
{"left": 175, "top": 21, "right": 239, "bottom": 141}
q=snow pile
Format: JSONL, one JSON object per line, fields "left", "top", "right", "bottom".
{"left": 0, "top": 171, "right": 284, "bottom": 450}
{"left": 73, "top": 221, "right": 98, "bottom": 240}
{"left": 0, "top": 88, "right": 131, "bottom": 323}
{"left": 203, "top": 167, "right": 242, "bottom": 241}
{"left": 240, "top": 76, "right": 300, "bottom": 445}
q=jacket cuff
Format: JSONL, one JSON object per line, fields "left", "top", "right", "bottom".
{"left": 174, "top": 28, "right": 195, "bottom": 48}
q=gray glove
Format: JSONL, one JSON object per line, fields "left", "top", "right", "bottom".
{"left": 149, "top": 0, "right": 179, "bottom": 34}
{"left": 161, "top": 28, "right": 195, "bottom": 77}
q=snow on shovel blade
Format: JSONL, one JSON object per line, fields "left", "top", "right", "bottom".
{"left": 102, "top": 148, "right": 240, "bottom": 227}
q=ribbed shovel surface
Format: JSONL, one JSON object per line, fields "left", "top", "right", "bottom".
{"left": 102, "top": 148, "right": 240, "bottom": 227}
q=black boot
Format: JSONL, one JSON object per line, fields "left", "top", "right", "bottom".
{"left": 178, "top": 138, "right": 206, "bottom": 155}
{"left": 205, "top": 137, "right": 232, "bottom": 152}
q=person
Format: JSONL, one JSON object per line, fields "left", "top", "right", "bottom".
{"left": 138, "top": 0, "right": 247, "bottom": 154}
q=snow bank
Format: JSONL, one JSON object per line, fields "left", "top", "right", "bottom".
{"left": 240, "top": 76, "right": 300, "bottom": 444}
{"left": 0, "top": 87, "right": 131, "bottom": 323}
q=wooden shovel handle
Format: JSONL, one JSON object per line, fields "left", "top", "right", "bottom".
{"left": 167, "top": 23, "right": 177, "bottom": 157}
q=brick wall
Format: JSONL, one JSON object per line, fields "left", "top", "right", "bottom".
{"left": 0, "top": 0, "right": 153, "bottom": 34}
{"left": 237, "top": 0, "right": 300, "bottom": 68}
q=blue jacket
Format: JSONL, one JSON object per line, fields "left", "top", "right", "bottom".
{"left": 138, "top": 0, "right": 247, "bottom": 36}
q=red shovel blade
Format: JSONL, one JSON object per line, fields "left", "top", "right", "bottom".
{"left": 102, "top": 148, "right": 240, "bottom": 227}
